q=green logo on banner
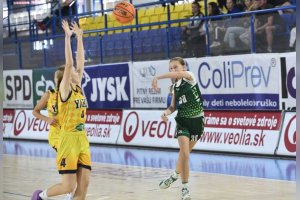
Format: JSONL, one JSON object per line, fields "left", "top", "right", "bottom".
{"left": 32, "top": 68, "right": 56, "bottom": 106}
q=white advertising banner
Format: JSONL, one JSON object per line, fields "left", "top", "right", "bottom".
{"left": 186, "top": 54, "right": 281, "bottom": 110}
{"left": 131, "top": 60, "right": 172, "bottom": 108}
{"left": 194, "top": 111, "right": 282, "bottom": 154}
{"left": 85, "top": 110, "right": 123, "bottom": 144}
{"left": 278, "top": 52, "right": 296, "bottom": 110}
{"left": 3, "top": 109, "right": 15, "bottom": 138}
{"left": 276, "top": 112, "right": 296, "bottom": 156}
{"left": 117, "top": 110, "right": 178, "bottom": 148}
{"left": 117, "top": 110, "right": 282, "bottom": 155}
{"left": 11, "top": 110, "right": 49, "bottom": 140}
{"left": 8, "top": 109, "right": 123, "bottom": 145}
{"left": 3, "top": 70, "right": 34, "bottom": 109}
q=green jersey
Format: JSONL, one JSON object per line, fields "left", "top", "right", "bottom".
{"left": 172, "top": 71, "right": 204, "bottom": 118}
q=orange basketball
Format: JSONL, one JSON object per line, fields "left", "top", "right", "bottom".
{"left": 113, "top": 1, "right": 136, "bottom": 24}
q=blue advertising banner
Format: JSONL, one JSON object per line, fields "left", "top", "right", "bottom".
{"left": 82, "top": 63, "right": 131, "bottom": 109}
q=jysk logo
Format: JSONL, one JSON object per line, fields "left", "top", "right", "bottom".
{"left": 84, "top": 64, "right": 131, "bottom": 108}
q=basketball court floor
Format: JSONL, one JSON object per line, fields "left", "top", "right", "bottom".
{"left": 2, "top": 139, "right": 296, "bottom": 200}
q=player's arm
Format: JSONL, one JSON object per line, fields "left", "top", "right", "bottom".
{"left": 32, "top": 92, "right": 57, "bottom": 125}
{"left": 60, "top": 20, "right": 73, "bottom": 101}
{"left": 161, "top": 92, "right": 176, "bottom": 122}
{"left": 72, "top": 21, "right": 84, "bottom": 85}
{"left": 152, "top": 71, "right": 191, "bottom": 91}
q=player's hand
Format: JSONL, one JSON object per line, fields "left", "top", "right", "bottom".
{"left": 47, "top": 118, "right": 58, "bottom": 126}
{"left": 152, "top": 77, "right": 159, "bottom": 92}
{"left": 71, "top": 21, "right": 83, "bottom": 38}
{"left": 161, "top": 111, "right": 168, "bottom": 122}
{"left": 62, "top": 20, "right": 73, "bottom": 37}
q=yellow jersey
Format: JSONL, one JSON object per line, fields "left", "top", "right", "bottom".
{"left": 58, "top": 85, "right": 87, "bottom": 132}
{"left": 47, "top": 89, "right": 60, "bottom": 131}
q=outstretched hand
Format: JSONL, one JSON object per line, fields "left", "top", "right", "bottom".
{"left": 161, "top": 112, "right": 168, "bottom": 122}
{"left": 71, "top": 21, "right": 83, "bottom": 37}
{"left": 62, "top": 20, "right": 73, "bottom": 37}
{"left": 152, "top": 77, "right": 159, "bottom": 92}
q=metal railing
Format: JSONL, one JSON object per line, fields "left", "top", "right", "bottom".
{"left": 3, "top": 1, "right": 296, "bottom": 69}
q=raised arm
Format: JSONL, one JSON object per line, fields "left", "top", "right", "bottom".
{"left": 60, "top": 20, "right": 73, "bottom": 101}
{"left": 72, "top": 21, "right": 84, "bottom": 85}
{"left": 152, "top": 71, "right": 192, "bottom": 91}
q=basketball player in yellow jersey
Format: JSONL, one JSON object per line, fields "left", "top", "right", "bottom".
{"left": 32, "top": 20, "right": 91, "bottom": 200}
{"left": 33, "top": 88, "right": 75, "bottom": 200}
{"left": 33, "top": 89, "right": 59, "bottom": 151}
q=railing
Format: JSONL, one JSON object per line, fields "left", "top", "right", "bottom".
{"left": 3, "top": 1, "right": 296, "bottom": 69}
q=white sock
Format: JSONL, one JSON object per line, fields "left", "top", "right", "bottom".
{"left": 182, "top": 182, "right": 189, "bottom": 189}
{"left": 171, "top": 171, "right": 179, "bottom": 179}
{"left": 39, "top": 190, "right": 48, "bottom": 200}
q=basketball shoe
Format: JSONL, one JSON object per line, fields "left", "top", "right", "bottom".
{"left": 31, "top": 190, "right": 43, "bottom": 200}
{"left": 159, "top": 174, "right": 178, "bottom": 189}
{"left": 182, "top": 187, "right": 191, "bottom": 200}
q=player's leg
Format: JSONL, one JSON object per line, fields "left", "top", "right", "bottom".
{"left": 177, "top": 136, "right": 192, "bottom": 200}
{"left": 32, "top": 174, "right": 77, "bottom": 200}
{"left": 159, "top": 117, "right": 188, "bottom": 189}
{"left": 175, "top": 140, "right": 197, "bottom": 173}
{"left": 49, "top": 129, "right": 75, "bottom": 200}
{"left": 73, "top": 167, "right": 91, "bottom": 200}
{"left": 159, "top": 135, "right": 190, "bottom": 190}
{"left": 177, "top": 136, "right": 191, "bottom": 183}
{"left": 32, "top": 132, "right": 79, "bottom": 200}
{"left": 180, "top": 116, "right": 204, "bottom": 200}
{"left": 73, "top": 132, "right": 92, "bottom": 200}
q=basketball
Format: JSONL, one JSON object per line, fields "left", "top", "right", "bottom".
{"left": 113, "top": 1, "right": 135, "bottom": 24}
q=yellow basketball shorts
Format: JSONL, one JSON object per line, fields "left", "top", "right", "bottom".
{"left": 56, "top": 130, "right": 92, "bottom": 174}
{"left": 48, "top": 126, "right": 60, "bottom": 152}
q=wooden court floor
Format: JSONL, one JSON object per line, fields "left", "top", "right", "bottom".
{"left": 3, "top": 154, "right": 296, "bottom": 200}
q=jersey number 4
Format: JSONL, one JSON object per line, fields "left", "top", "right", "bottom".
{"left": 60, "top": 158, "right": 67, "bottom": 167}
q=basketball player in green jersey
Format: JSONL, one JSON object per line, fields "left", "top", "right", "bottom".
{"left": 152, "top": 57, "right": 204, "bottom": 200}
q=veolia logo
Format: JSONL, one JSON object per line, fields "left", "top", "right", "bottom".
{"left": 123, "top": 111, "right": 139, "bottom": 142}
{"left": 284, "top": 115, "right": 296, "bottom": 152}
{"left": 14, "top": 110, "right": 26, "bottom": 136}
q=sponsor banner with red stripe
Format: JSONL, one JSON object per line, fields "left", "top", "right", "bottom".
{"left": 194, "top": 111, "right": 282, "bottom": 154}
{"left": 8, "top": 109, "right": 123, "bottom": 144}
{"left": 117, "top": 110, "right": 282, "bottom": 155}
{"left": 11, "top": 110, "right": 50, "bottom": 140}
{"left": 117, "top": 110, "right": 178, "bottom": 148}
{"left": 276, "top": 112, "right": 296, "bottom": 156}
{"left": 85, "top": 110, "right": 123, "bottom": 144}
{"left": 3, "top": 109, "right": 15, "bottom": 138}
